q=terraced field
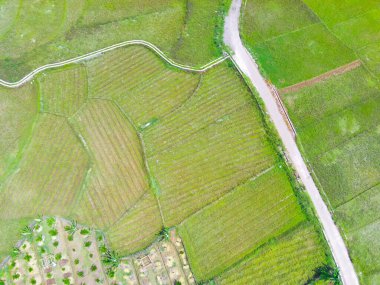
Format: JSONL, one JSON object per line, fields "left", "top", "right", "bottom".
{"left": 241, "top": 1, "right": 380, "bottom": 283}
{"left": 0, "top": 44, "right": 330, "bottom": 284}
{"left": 0, "top": 0, "right": 231, "bottom": 82}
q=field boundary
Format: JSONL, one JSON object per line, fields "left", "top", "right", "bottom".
{"left": 279, "top": 60, "right": 362, "bottom": 95}
{"left": 0, "top": 40, "right": 229, "bottom": 88}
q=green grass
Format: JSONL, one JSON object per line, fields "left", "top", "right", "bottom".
{"left": 335, "top": 184, "right": 380, "bottom": 232}
{"left": 106, "top": 192, "right": 163, "bottom": 255}
{"left": 314, "top": 130, "right": 380, "bottom": 207}
{"left": 0, "top": 83, "right": 38, "bottom": 178}
{"left": 331, "top": 9, "right": 380, "bottom": 50}
{"left": 250, "top": 23, "right": 356, "bottom": 87}
{"left": 71, "top": 100, "right": 150, "bottom": 228}
{"left": 302, "top": 0, "right": 380, "bottom": 26}
{"left": 0, "top": 0, "right": 231, "bottom": 81}
{"left": 179, "top": 167, "right": 305, "bottom": 281}
{"left": 86, "top": 45, "right": 200, "bottom": 127}
{"left": 283, "top": 67, "right": 379, "bottom": 129}
{"left": 241, "top": 0, "right": 319, "bottom": 43}
{"left": 217, "top": 224, "right": 327, "bottom": 285}
{"left": 348, "top": 220, "right": 380, "bottom": 284}
{"left": 143, "top": 63, "right": 276, "bottom": 226}
{"left": 38, "top": 64, "right": 88, "bottom": 117}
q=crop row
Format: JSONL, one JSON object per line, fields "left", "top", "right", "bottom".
{"left": 71, "top": 100, "right": 150, "bottom": 228}
{"left": 38, "top": 64, "right": 88, "bottom": 117}
{"left": 179, "top": 167, "right": 305, "bottom": 280}
{"left": 217, "top": 224, "right": 326, "bottom": 285}
{"left": 86, "top": 46, "right": 200, "bottom": 127}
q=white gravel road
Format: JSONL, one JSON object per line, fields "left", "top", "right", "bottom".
{"left": 223, "top": 1, "right": 360, "bottom": 284}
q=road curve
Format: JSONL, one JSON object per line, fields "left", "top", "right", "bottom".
{"left": 0, "top": 40, "right": 228, "bottom": 88}
{"left": 223, "top": 1, "right": 360, "bottom": 284}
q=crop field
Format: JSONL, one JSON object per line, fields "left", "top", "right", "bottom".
{"left": 38, "top": 64, "right": 88, "bottom": 117}
{"left": 0, "top": 43, "right": 330, "bottom": 284}
{"left": 0, "top": 0, "right": 231, "bottom": 82}
{"left": 178, "top": 167, "right": 306, "bottom": 281}
{"left": 106, "top": 192, "right": 163, "bottom": 255}
{"left": 217, "top": 224, "right": 327, "bottom": 285}
{"left": 86, "top": 46, "right": 201, "bottom": 127}
{"left": 0, "top": 83, "right": 38, "bottom": 178}
{"left": 143, "top": 63, "right": 276, "bottom": 225}
{"left": 242, "top": 1, "right": 380, "bottom": 283}
{"left": 71, "top": 100, "right": 150, "bottom": 228}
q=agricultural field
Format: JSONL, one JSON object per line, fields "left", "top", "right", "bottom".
{"left": 0, "top": 42, "right": 331, "bottom": 284}
{"left": 0, "top": 0, "right": 231, "bottom": 82}
{"left": 241, "top": 0, "right": 380, "bottom": 283}
{"left": 178, "top": 167, "right": 306, "bottom": 280}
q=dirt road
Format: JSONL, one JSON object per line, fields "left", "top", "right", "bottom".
{"left": 223, "top": 1, "right": 360, "bottom": 284}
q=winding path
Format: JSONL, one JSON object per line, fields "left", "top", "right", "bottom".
{"left": 0, "top": 40, "right": 228, "bottom": 88}
{"left": 223, "top": 1, "right": 359, "bottom": 284}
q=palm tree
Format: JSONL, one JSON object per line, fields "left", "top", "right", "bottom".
{"left": 102, "top": 249, "right": 120, "bottom": 270}
{"left": 64, "top": 220, "right": 78, "bottom": 237}
{"left": 21, "top": 226, "right": 33, "bottom": 241}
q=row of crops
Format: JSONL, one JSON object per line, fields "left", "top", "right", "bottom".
{"left": 0, "top": 45, "right": 329, "bottom": 283}
{"left": 241, "top": 0, "right": 380, "bottom": 283}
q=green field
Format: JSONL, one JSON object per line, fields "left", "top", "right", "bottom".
{"left": 0, "top": 0, "right": 231, "bottom": 82}
{"left": 179, "top": 167, "right": 305, "bottom": 280}
{"left": 0, "top": 44, "right": 330, "bottom": 283}
{"left": 217, "top": 224, "right": 327, "bottom": 285}
{"left": 242, "top": 1, "right": 380, "bottom": 283}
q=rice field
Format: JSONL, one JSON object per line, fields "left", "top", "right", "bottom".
{"left": 217, "top": 224, "right": 327, "bottom": 285}
{"left": 143, "top": 63, "right": 276, "bottom": 225}
{"left": 0, "top": 0, "right": 231, "bottom": 82}
{"left": 0, "top": 83, "right": 38, "bottom": 179}
{"left": 106, "top": 192, "right": 163, "bottom": 255}
{"left": 86, "top": 46, "right": 200, "bottom": 127}
{"left": 179, "top": 167, "right": 306, "bottom": 281}
{"left": 38, "top": 64, "right": 88, "bottom": 117}
{"left": 70, "top": 99, "right": 150, "bottom": 228}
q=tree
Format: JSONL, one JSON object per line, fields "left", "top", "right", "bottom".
{"left": 21, "top": 226, "right": 33, "bottom": 241}
{"left": 157, "top": 227, "right": 170, "bottom": 241}
{"left": 306, "top": 264, "right": 341, "bottom": 285}
{"left": 64, "top": 220, "right": 78, "bottom": 237}
{"left": 102, "top": 249, "right": 120, "bottom": 271}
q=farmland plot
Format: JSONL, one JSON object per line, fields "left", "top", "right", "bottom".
{"left": 71, "top": 100, "right": 150, "bottom": 228}
{"left": 217, "top": 224, "right": 327, "bottom": 285}
{"left": 179, "top": 167, "right": 306, "bottom": 281}
{"left": 143, "top": 63, "right": 276, "bottom": 225}
{"left": 86, "top": 46, "right": 200, "bottom": 127}
{"left": 0, "top": 83, "right": 38, "bottom": 178}
{"left": 106, "top": 192, "right": 163, "bottom": 255}
{"left": 38, "top": 64, "right": 88, "bottom": 117}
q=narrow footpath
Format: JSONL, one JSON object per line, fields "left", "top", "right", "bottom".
{"left": 223, "top": 1, "right": 359, "bottom": 284}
